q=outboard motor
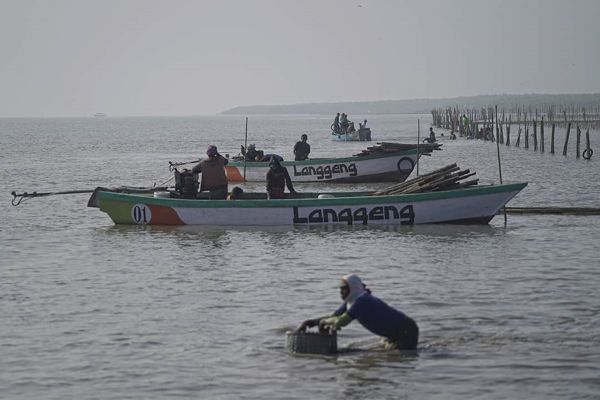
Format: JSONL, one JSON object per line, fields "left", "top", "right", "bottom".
{"left": 173, "top": 168, "right": 199, "bottom": 198}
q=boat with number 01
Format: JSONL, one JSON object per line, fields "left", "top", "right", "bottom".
{"left": 224, "top": 144, "right": 436, "bottom": 183}
{"left": 88, "top": 182, "right": 527, "bottom": 226}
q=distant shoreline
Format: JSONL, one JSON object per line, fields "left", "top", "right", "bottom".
{"left": 221, "top": 93, "right": 600, "bottom": 115}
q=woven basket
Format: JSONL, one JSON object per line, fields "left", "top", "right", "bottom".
{"left": 285, "top": 330, "right": 337, "bottom": 355}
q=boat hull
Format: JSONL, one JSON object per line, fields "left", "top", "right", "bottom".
{"left": 225, "top": 150, "right": 422, "bottom": 183}
{"left": 332, "top": 133, "right": 361, "bottom": 141}
{"left": 95, "top": 183, "right": 527, "bottom": 226}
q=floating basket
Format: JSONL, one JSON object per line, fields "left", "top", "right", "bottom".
{"left": 285, "top": 330, "right": 337, "bottom": 355}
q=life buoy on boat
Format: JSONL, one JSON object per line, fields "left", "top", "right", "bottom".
{"left": 397, "top": 157, "right": 415, "bottom": 174}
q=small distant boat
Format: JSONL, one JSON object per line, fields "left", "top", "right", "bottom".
{"left": 93, "top": 113, "right": 107, "bottom": 118}
{"left": 88, "top": 182, "right": 527, "bottom": 226}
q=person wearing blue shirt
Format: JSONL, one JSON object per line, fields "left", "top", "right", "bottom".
{"left": 298, "top": 274, "right": 419, "bottom": 350}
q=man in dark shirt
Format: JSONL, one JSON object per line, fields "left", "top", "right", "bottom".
{"left": 293, "top": 134, "right": 311, "bottom": 161}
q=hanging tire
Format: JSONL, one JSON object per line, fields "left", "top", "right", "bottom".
{"left": 397, "top": 157, "right": 415, "bottom": 174}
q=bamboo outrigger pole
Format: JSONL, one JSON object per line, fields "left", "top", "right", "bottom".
{"left": 11, "top": 189, "right": 95, "bottom": 206}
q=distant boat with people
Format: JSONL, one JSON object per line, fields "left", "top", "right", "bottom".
{"left": 330, "top": 113, "right": 372, "bottom": 141}
{"left": 93, "top": 113, "right": 107, "bottom": 118}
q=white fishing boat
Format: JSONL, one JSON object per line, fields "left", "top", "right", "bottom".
{"left": 224, "top": 144, "right": 436, "bottom": 183}
{"left": 89, "top": 182, "right": 527, "bottom": 226}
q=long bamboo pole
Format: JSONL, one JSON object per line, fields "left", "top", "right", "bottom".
{"left": 495, "top": 105, "right": 507, "bottom": 224}
{"left": 243, "top": 117, "right": 248, "bottom": 182}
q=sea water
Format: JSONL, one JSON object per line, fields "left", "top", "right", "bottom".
{"left": 1, "top": 115, "right": 599, "bottom": 399}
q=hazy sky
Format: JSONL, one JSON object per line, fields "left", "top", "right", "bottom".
{"left": 1, "top": 0, "right": 599, "bottom": 117}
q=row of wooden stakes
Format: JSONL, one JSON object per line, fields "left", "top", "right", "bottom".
{"left": 372, "top": 163, "right": 478, "bottom": 195}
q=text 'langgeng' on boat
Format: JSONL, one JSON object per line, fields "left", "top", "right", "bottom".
{"left": 86, "top": 164, "right": 527, "bottom": 226}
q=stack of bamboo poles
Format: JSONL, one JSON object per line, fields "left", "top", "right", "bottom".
{"left": 355, "top": 141, "right": 442, "bottom": 156}
{"left": 372, "top": 163, "right": 478, "bottom": 195}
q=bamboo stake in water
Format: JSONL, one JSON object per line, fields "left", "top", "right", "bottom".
{"left": 417, "top": 119, "right": 420, "bottom": 176}
{"left": 243, "top": 117, "right": 248, "bottom": 182}
{"left": 540, "top": 117, "right": 545, "bottom": 153}
{"left": 495, "top": 105, "right": 507, "bottom": 225}
{"left": 576, "top": 126, "right": 581, "bottom": 159}
{"left": 551, "top": 123, "right": 555, "bottom": 154}
{"left": 563, "top": 122, "right": 571, "bottom": 156}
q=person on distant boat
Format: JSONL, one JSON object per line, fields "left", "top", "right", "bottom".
{"left": 332, "top": 113, "right": 341, "bottom": 134}
{"left": 340, "top": 113, "right": 349, "bottom": 133}
{"left": 192, "top": 145, "right": 229, "bottom": 200}
{"left": 347, "top": 121, "right": 356, "bottom": 133}
{"left": 266, "top": 156, "right": 296, "bottom": 199}
{"left": 423, "top": 127, "right": 437, "bottom": 143}
{"left": 358, "top": 119, "right": 372, "bottom": 141}
{"left": 298, "top": 274, "right": 419, "bottom": 351}
{"left": 293, "top": 134, "right": 311, "bottom": 161}
{"left": 242, "top": 144, "right": 259, "bottom": 161}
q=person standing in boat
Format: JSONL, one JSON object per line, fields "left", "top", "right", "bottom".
{"left": 266, "top": 156, "right": 297, "bottom": 199}
{"left": 298, "top": 274, "right": 419, "bottom": 351}
{"left": 293, "top": 134, "right": 311, "bottom": 161}
{"left": 332, "top": 113, "right": 341, "bottom": 134}
{"left": 340, "top": 113, "right": 349, "bottom": 133}
{"left": 192, "top": 145, "right": 229, "bottom": 200}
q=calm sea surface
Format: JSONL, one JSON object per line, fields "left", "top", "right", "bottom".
{"left": 1, "top": 115, "right": 599, "bottom": 399}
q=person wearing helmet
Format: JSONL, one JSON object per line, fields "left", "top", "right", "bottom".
{"left": 266, "top": 156, "right": 297, "bottom": 199}
{"left": 293, "top": 134, "right": 310, "bottom": 161}
{"left": 192, "top": 145, "right": 229, "bottom": 200}
{"left": 298, "top": 274, "right": 419, "bottom": 350}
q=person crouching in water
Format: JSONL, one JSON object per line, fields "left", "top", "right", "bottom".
{"left": 298, "top": 274, "right": 419, "bottom": 351}
{"left": 192, "top": 145, "right": 229, "bottom": 200}
{"left": 266, "top": 156, "right": 297, "bottom": 199}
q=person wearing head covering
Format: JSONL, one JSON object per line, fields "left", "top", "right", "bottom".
{"left": 298, "top": 274, "right": 419, "bottom": 350}
{"left": 191, "top": 145, "right": 229, "bottom": 200}
{"left": 293, "top": 134, "right": 311, "bottom": 161}
{"left": 266, "top": 156, "right": 297, "bottom": 199}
